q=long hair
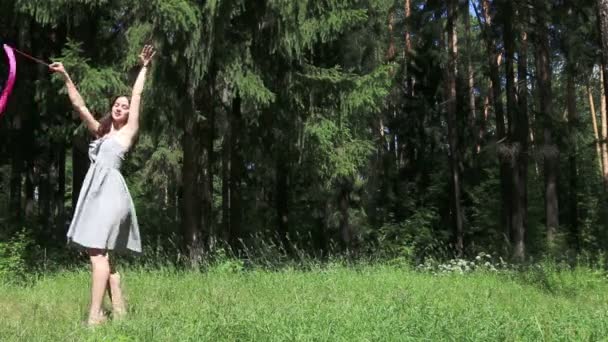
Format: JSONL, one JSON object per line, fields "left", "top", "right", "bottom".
{"left": 96, "top": 95, "right": 129, "bottom": 138}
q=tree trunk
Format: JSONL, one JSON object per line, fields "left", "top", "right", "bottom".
{"left": 464, "top": 0, "right": 478, "bottom": 155}
{"left": 405, "top": 0, "right": 412, "bottom": 55}
{"left": 54, "top": 140, "right": 66, "bottom": 237}
{"left": 601, "top": 67, "right": 608, "bottom": 189}
{"left": 317, "top": 199, "right": 330, "bottom": 255}
{"left": 405, "top": 0, "right": 413, "bottom": 95}
{"left": 200, "top": 74, "right": 216, "bottom": 250}
{"left": 199, "top": 129, "right": 213, "bottom": 251}
{"left": 588, "top": 83, "right": 604, "bottom": 176}
{"left": 276, "top": 155, "right": 289, "bottom": 249}
{"left": 229, "top": 95, "right": 243, "bottom": 250}
{"left": 181, "top": 96, "right": 203, "bottom": 263}
{"left": 338, "top": 182, "right": 352, "bottom": 251}
{"left": 39, "top": 150, "right": 51, "bottom": 227}
{"left": 479, "top": 0, "right": 512, "bottom": 237}
{"left": 447, "top": 0, "right": 464, "bottom": 255}
{"left": 535, "top": 0, "right": 559, "bottom": 247}
{"left": 598, "top": 0, "right": 608, "bottom": 112}
{"left": 478, "top": 93, "right": 490, "bottom": 153}
{"left": 9, "top": 128, "right": 23, "bottom": 222}
{"left": 528, "top": 107, "right": 540, "bottom": 175}
{"left": 566, "top": 68, "right": 579, "bottom": 251}
{"left": 503, "top": 0, "right": 517, "bottom": 249}
{"left": 503, "top": 1, "right": 517, "bottom": 139}
{"left": 221, "top": 123, "right": 231, "bottom": 244}
{"left": 512, "top": 6, "right": 530, "bottom": 261}
{"left": 24, "top": 169, "right": 35, "bottom": 218}
{"left": 6, "top": 98, "right": 24, "bottom": 221}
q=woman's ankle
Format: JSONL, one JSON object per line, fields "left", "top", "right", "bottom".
{"left": 87, "top": 310, "right": 107, "bottom": 326}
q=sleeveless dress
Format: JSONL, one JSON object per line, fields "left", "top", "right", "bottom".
{"left": 67, "top": 135, "right": 142, "bottom": 253}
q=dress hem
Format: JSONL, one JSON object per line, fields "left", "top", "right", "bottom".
{"left": 67, "top": 238, "right": 142, "bottom": 255}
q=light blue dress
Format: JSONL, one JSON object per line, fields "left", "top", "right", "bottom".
{"left": 67, "top": 135, "right": 142, "bottom": 253}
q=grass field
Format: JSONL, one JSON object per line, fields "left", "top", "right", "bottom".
{"left": 1, "top": 264, "right": 607, "bottom": 341}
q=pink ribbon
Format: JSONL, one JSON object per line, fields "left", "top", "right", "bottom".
{"left": 0, "top": 44, "right": 17, "bottom": 117}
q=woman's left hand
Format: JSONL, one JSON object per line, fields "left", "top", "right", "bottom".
{"left": 139, "top": 45, "right": 156, "bottom": 67}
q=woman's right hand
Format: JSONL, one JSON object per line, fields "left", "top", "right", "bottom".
{"left": 49, "top": 62, "right": 67, "bottom": 75}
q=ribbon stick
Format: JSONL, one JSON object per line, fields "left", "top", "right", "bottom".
{"left": 12, "top": 47, "right": 49, "bottom": 67}
{"left": 0, "top": 44, "right": 17, "bottom": 117}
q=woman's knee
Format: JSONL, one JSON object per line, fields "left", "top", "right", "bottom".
{"left": 88, "top": 249, "right": 109, "bottom": 269}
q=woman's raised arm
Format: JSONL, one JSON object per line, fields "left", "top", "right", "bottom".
{"left": 50, "top": 62, "right": 100, "bottom": 135}
{"left": 123, "top": 45, "right": 155, "bottom": 137}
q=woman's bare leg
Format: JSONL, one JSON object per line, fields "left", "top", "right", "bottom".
{"left": 87, "top": 248, "right": 110, "bottom": 325}
{"left": 107, "top": 257, "right": 126, "bottom": 318}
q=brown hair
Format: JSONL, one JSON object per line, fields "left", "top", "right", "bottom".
{"left": 96, "top": 95, "right": 129, "bottom": 138}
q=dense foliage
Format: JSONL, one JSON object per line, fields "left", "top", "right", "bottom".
{"left": 1, "top": 0, "right": 608, "bottom": 270}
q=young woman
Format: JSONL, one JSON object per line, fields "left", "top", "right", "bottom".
{"left": 49, "top": 45, "right": 155, "bottom": 326}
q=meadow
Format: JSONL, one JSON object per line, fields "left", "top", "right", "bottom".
{"left": 1, "top": 262, "right": 607, "bottom": 341}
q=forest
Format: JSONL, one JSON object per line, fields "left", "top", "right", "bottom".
{"left": 2, "top": 0, "right": 608, "bottom": 269}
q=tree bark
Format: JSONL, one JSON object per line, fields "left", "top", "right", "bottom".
{"left": 405, "top": 0, "right": 413, "bottom": 95}
{"left": 535, "top": 0, "right": 559, "bottom": 247}
{"left": 447, "top": 0, "right": 464, "bottom": 255}
{"left": 9, "top": 127, "right": 23, "bottom": 222}
{"left": 199, "top": 73, "right": 216, "bottom": 250}
{"left": 503, "top": 2, "right": 517, "bottom": 246}
{"left": 39, "top": 151, "right": 51, "bottom": 226}
{"left": 601, "top": 67, "right": 608, "bottom": 189}
{"left": 181, "top": 95, "right": 203, "bottom": 263}
{"left": 588, "top": 83, "right": 604, "bottom": 176}
{"left": 54, "top": 140, "right": 66, "bottom": 237}
{"left": 503, "top": 1, "right": 517, "bottom": 140}
{"left": 221, "top": 121, "right": 231, "bottom": 243}
{"left": 478, "top": 93, "right": 490, "bottom": 153}
{"left": 229, "top": 95, "right": 243, "bottom": 250}
{"left": 276, "top": 155, "right": 289, "bottom": 248}
{"left": 566, "top": 68, "right": 579, "bottom": 251}
{"left": 479, "top": 0, "right": 512, "bottom": 237}
{"left": 509, "top": 1, "right": 529, "bottom": 261}
{"left": 598, "top": 0, "right": 608, "bottom": 111}
{"left": 464, "top": 0, "right": 478, "bottom": 155}
{"left": 405, "top": 0, "right": 412, "bottom": 55}
{"left": 338, "top": 182, "right": 353, "bottom": 251}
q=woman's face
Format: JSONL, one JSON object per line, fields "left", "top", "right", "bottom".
{"left": 112, "top": 96, "right": 130, "bottom": 125}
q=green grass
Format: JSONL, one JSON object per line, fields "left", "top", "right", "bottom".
{"left": 1, "top": 265, "right": 607, "bottom": 341}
